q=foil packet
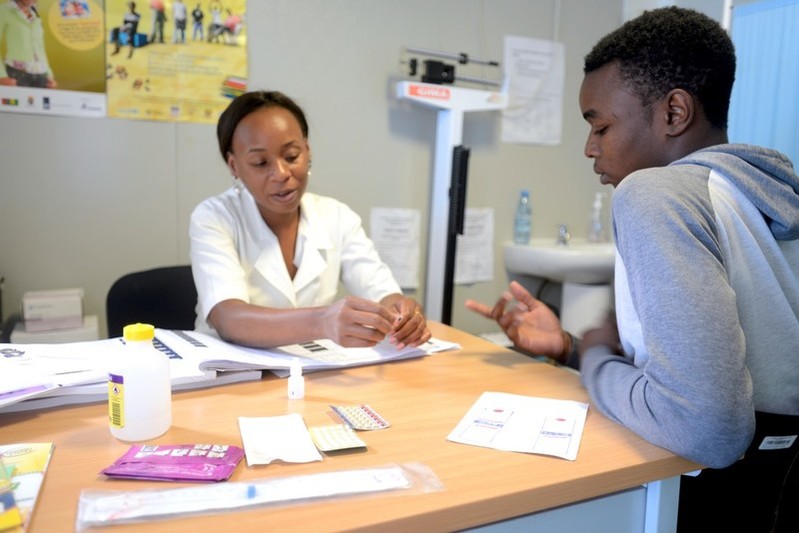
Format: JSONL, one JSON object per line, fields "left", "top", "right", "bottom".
{"left": 102, "top": 444, "right": 244, "bottom": 482}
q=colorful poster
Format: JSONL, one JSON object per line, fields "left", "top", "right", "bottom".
{"left": 105, "top": 0, "right": 247, "bottom": 123}
{"left": 0, "top": 0, "right": 107, "bottom": 117}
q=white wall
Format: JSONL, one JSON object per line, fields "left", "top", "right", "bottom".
{"left": 0, "top": 0, "right": 625, "bottom": 338}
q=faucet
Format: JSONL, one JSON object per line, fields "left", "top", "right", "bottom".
{"left": 557, "top": 224, "right": 571, "bottom": 246}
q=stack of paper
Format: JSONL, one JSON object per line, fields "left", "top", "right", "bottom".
{"left": 0, "top": 330, "right": 459, "bottom": 413}
{"left": 0, "top": 332, "right": 261, "bottom": 413}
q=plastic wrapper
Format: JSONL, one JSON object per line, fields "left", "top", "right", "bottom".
{"left": 77, "top": 462, "right": 443, "bottom": 530}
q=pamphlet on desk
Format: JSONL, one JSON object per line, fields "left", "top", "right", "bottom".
{"left": 203, "top": 332, "right": 459, "bottom": 378}
{"left": 0, "top": 330, "right": 459, "bottom": 413}
{"left": 447, "top": 392, "right": 589, "bottom": 461}
{"left": 0, "top": 442, "right": 54, "bottom": 531}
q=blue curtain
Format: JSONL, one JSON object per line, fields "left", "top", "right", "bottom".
{"left": 729, "top": 0, "right": 799, "bottom": 166}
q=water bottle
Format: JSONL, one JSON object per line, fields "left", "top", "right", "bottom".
{"left": 513, "top": 189, "right": 532, "bottom": 244}
{"left": 108, "top": 323, "right": 172, "bottom": 441}
{"left": 588, "top": 192, "right": 609, "bottom": 243}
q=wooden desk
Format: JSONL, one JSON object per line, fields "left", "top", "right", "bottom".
{"left": 1, "top": 323, "right": 699, "bottom": 532}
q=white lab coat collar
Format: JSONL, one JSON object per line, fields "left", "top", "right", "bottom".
{"left": 241, "top": 189, "right": 333, "bottom": 305}
{"left": 293, "top": 194, "right": 334, "bottom": 294}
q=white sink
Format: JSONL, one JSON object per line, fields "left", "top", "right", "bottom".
{"left": 503, "top": 239, "right": 615, "bottom": 285}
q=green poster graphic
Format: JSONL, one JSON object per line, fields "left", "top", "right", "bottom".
{"left": 0, "top": 0, "right": 107, "bottom": 117}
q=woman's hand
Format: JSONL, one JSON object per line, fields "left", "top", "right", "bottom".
{"left": 381, "top": 294, "right": 431, "bottom": 349}
{"left": 465, "top": 281, "right": 567, "bottom": 359}
{"left": 322, "top": 296, "right": 398, "bottom": 347}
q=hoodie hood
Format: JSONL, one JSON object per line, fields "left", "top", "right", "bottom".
{"left": 674, "top": 144, "right": 799, "bottom": 240}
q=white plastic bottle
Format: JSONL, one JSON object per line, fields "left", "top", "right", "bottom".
{"left": 513, "top": 189, "right": 532, "bottom": 244}
{"left": 108, "top": 323, "right": 172, "bottom": 441}
{"left": 588, "top": 192, "right": 608, "bottom": 243}
{"left": 287, "top": 358, "right": 305, "bottom": 399}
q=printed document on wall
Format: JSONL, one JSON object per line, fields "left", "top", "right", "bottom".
{"left": 501, "top": 36, "right": 565, "bottom": 145}
{"left": 370, "top": 208, "right": 420, "bottom": 289}
{"left": 455, "top": 208, "right": 494, "bottom": 284}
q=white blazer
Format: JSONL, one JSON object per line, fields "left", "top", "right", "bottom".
{"left": 189, "top": 187, "right": 401, "bottom": 335}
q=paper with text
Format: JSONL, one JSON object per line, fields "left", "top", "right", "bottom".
{"left": 455, "top": 208, "right": 495, "bottom": 284}
{"left": 447, "top": 391, "right": 588, "bottom": 460}
{"left": 369, "top": 207, "right": 421, "bottom": 290}
{"left": 502, "top": 36, "right": 565, "bottom": 145}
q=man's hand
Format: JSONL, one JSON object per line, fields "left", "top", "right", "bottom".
{"left": 578, "top": 313, "right": 621, "bottom": 365}
{"left": 465, "top": 281, "right": 568, "bottom": 359}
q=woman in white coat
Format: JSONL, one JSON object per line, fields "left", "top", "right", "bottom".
{"left": 190, "top": 90, "right": 430, "bottom": 350}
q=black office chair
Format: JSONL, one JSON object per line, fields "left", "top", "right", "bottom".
{"left": 106, "top": 265, "right": 198, "bottom": 338}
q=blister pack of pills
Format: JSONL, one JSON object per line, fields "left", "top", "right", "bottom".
{"left": 309, "top": 424, "right": 367, "bottom": 452}
{"left": 330, "top": 404, "right": 390, "bottom": 430}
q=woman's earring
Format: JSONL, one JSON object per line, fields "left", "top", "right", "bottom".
{"left": 308, "top": 159, "right": 313, "bottom": 177}
{"left": 233, "top": 177, "right": 242, "bottom": 194}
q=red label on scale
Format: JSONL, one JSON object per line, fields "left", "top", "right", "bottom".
{"left": 408, "top": 84, "right": 451, "bottom": 100}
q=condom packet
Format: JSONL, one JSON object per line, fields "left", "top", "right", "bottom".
{"left": 101, "top": 444, "right": 244, "bottom": 482}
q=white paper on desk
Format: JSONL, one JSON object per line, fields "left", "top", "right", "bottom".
{"left": 0, "top": 333, "right": 252, "bottom": 412}
{"left": 239, "top": 414, "right": 323, "bottom": 467}
{"left": 270, "top": 337, "right": 461, "bottom": 377}
{"left": 0, "top": 339, "right": 113, "bottom": 409}
{"left": 447, "top": 392, "right": 588, "bottom": 461}
{"left": 164, "top": 328, "right": 460, "bottom": 376}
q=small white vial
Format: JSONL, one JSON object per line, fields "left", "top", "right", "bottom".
{"left": 287, "top": 358, "right": 305, "bottom": 399}
{"left": 108, "top": 323, "right": 172, "bottom": 441}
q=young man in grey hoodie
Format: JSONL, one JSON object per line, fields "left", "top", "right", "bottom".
{"left": 467, "top": 7, "right": 798, "bottom": 532}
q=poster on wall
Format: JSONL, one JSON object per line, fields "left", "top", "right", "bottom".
{"left": 104, "top": 0, "right": 247, "bottom": 124}
{"left": 0, "top": 0, "right": 107, "bottom": 118}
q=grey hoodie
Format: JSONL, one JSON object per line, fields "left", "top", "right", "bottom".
{"left": 681, "top": 144, "right": 799, "bottom": 239}
{"left": 579, "top": 144, "right": 799, "bottom": 469}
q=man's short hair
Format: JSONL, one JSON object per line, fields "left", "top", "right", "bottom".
{"left": 584, "top": 6, "right": 735, "bottom": 130}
